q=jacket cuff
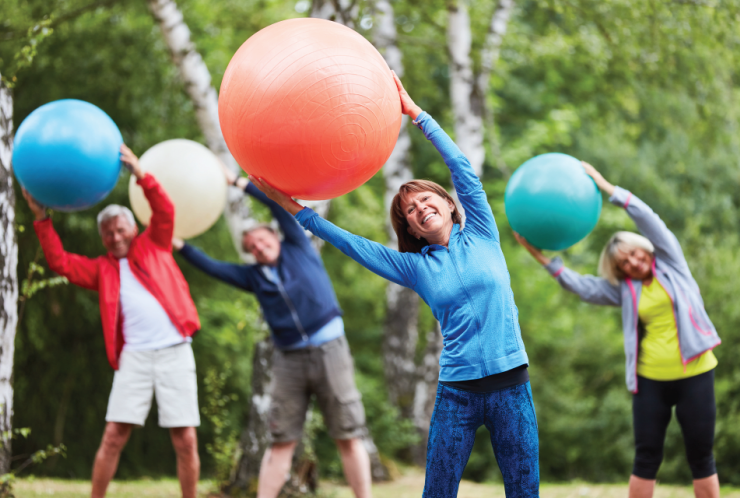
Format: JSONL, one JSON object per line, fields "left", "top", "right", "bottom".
{"left": 294, "top": 207, "right": 317, "bottom": 228}
{"left": 413, "top": 111, "right": 439, "bottom": 140}
{"left": 33, "top": 217, "right": 53, "bottom": 228}
{"left": 544, "top": 256, "right": 565, "bottom": 277}
{"left": 609, "top": 186, "right": 632, "bottom": 208}
{"left": 178, "top": 242, "right": 192, "bottom": 255}
{"left": 136, "top": 172, "right": 156, "bottom": 188}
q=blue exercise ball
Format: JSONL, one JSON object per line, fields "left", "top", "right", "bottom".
{"left": 505, "top": 153, "right": 602, "bottom": 251}
{"left": 13, "top": 99, "right": 123, "bottom": 212}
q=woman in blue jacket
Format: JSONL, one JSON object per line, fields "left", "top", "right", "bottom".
{"left": 251, "top": 73, "right": 539, "bottom": 498}
{"left": 515, "top": 163, "right": 720, "bottom": 498}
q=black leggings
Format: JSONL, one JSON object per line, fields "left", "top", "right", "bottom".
{"left": 632, "top": 369, "right": 716, "bottom": 480}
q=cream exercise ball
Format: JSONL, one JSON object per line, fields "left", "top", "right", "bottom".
{"left": 129, "top": 139, "right": 227, "bottom": 239}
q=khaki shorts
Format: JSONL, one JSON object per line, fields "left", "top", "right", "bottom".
{"left": 105, "top": 342, "right": 200, "bottom": 428}
{"left": 269, "top": 336, "right": 366, "bottom": 443}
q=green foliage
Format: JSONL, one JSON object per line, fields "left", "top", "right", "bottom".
{"left": 3, "top": 0, "right": 740, "bottom": 486}
{"left": 0, "top": 428, "right": 66, "bottom": 498}
{"left": 200, "top": 366, "right": 240, "bottom": 486}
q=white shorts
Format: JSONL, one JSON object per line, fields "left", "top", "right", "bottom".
{"left": 105, "top": 342, "right": 200, "bottom": 428}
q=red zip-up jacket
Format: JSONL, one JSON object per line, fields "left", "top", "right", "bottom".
{"left": 33, "top": 173, "right": 200, "bottom": 370}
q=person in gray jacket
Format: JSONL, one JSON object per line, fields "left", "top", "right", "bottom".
{"left": 515, "top": 161, "right": 720, "bottom": 498}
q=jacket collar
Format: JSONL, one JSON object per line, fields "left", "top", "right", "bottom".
{"left": 420, "top": 224, "right": 461, "bottom": 255}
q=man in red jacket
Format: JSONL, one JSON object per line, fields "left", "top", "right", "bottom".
{"left": 23, "top": 145, "right": 201, "bottom": 498}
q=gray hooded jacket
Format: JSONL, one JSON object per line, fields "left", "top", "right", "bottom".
{"left": 544, "top": 186, "right": 721, "bottom": 393}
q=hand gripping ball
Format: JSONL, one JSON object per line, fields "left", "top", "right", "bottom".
{"left": 12, "top": 99, "right": 123, "bottom": 211}
{"left": 219, "top": 18, "right": 402, "bottom": 200}
{"left": 128, "top": 139, "right": 227, "bottom": 239}
{"left": 505, "top": 153, "right": 602, "bottom": 250}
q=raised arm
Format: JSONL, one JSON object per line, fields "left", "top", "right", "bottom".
{"left": 33, "top": 218, "right": 100, "bottom": 290}
{"left": 121, "top": 145, "right": 175, "bottom": 250}
{"left": 582, "top": 161, "right": 687, "bottom": 271}
{"left": 138, "top": 173, "right": 175, "bottom": 249}
{"left": 244, "top": 181, "right": 309, "bottom": 248}
{"left": 544, "top": 257, "right": 621, "bottom": 306}
{"left": 178, "top": 243, "right": 255, "bottom": 292}
{"left": 22, "top": 188, "right": 99, "bottom": 290}
{"left": 609, "top": 187, "right": 687, "bottom": 271}
{"left": 514, "top": 232, "right": 620, "bottom": 306}
{"left": 296, "top": 208, "right": 417, "bottom": 288}
{"left": 413, "top": 113, "right": 497, "bottom": 241}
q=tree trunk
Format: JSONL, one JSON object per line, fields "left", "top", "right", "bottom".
{"left": 147, "top": 0, "right": 254, "bottom": 262}
{"left": 447, "top": 0, "right": 514, "bottom": 174}
{"left": 224, "top": 338, "right": 275, "bottom": 495}
{"left": 373, "top": 0, "right": 419, "bottom": 427}
{"left": 0, "top": 74, "right": 19, "bottom": 475}
{"left": 410, "top": 324, "right": 443, "bottom": 465}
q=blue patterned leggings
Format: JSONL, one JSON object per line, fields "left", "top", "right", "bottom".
{"left": 423, "top": 382, "right": 540, "bottom": 497}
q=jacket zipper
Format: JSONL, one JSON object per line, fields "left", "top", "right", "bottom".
{"left": 271, "top": 270, "right": 309, "bottom": 342}
{"left": 446, "top": 245, "right": 488, "bottom": 376}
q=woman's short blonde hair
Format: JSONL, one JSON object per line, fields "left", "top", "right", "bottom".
{"left": 598, "top": 231, "right": 655, "bottom": 285}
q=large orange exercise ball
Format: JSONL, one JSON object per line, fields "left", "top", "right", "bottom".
{"left": 219, "top": 18, "right": 402, "bottom": 200}
{"left": 128, "top": 139, "right": 227, "bottom": 239}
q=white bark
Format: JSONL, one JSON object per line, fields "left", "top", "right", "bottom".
{"left": 374, "top": 0, "right": 418, "bottom": 417}
{"left": 0, "top": 74, "right": 18, "bottom": 474}
{"left": 448, "top": 0, "right": 484, "bottom": 175}
{"left": 447, "top": 0, "right": 514, "bottom": 176}
{"left": 147, "top": 0, "right": 254, "bottom": 262}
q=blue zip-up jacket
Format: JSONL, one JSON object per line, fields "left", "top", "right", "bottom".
{"left": 179, "top": 182, "right": 342, "bottom": 349}
{"left": 295, "top": 112, "right": 527, "bottom": 381}
{"left": 544, "top": 187, "right": 721, "bottom": 393}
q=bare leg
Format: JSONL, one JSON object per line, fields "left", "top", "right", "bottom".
{"left": 257, "top": 441, "right": 298, "bottom": 498}
{"left": 629, "top": 475, "right": 656, "bottom": 498}
{"left": 91, "top": 422, "right": 133, "bottom": 498}
{"left": 336, "top": 438, "right": 372, "bottom": 498}
{"left": 693, "top": 474, "right": 719, "bottom": 498}
{"left": 170, "top": 427, "right": 200, "bottom": 498}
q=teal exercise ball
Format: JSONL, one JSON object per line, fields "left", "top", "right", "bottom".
{"left": 12, "top": 99, "right": 123, "bottom": 212}
{"left": 505, "top": 153, "right": 601, "bottom": 250}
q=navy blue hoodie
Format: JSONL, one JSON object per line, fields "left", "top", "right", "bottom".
{"left": 179, "top": 182, "right": 342, "bottom": 348}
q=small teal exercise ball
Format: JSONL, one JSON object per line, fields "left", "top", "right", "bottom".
{"left": 505, "top": 153, "right": 601, "bottom": 250}
{"left": 13, "top": 99, "right": 123, "bottom": 212}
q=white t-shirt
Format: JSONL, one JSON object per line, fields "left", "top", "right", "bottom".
{"left": 119, "top": 258, "right": 189, "bottom": 351}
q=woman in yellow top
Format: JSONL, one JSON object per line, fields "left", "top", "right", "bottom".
{"left": 516, "top": 162, "right": 721, "bottom": 498}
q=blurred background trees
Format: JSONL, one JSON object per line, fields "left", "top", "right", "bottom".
{"left": 1, "top": 0, "right": 740, "bottom": 489}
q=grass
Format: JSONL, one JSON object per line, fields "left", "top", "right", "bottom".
{"left": 14, "top": 470, "right": 740, "bottom": 498}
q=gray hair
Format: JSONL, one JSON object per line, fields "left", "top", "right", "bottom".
{"left": 97, "top": 205, "right": 136, "bottom": 235}
{"left": 598, "top": 231, "right": 655, "bottom": 285}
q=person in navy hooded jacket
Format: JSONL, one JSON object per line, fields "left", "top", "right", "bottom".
{"left": 249, "top": 72, "right": 539, "bottom": 498}
{"left": 173, "top": 174, "right": 372, "bottom": 498}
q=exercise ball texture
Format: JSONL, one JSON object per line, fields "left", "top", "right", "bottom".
{"left": 219, "top": 18, "right": 402, "bottom": 200}
{"left": 12, "top": 99, "right": 122, "bottom": 211}
{"left": 129, "top": 139, "right": 227, "bottom": 239}
{"left": 505, "top": 153, "right": 602, "bottom": 251}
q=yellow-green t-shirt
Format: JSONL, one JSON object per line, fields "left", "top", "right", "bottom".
{"left": 637, "top": 278, "right": 717, "bottom": 381}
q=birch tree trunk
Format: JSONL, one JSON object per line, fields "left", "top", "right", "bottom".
{"left": 225, "top": 338, "right": 274, "bottom": 495}
{"left": 373, "top": 0, "right": 420, "bottom": 427}
{"left": 147, "top": 0, "right": 254, "bottom": 262}
{"left": 0, "top": 74, "right": 19, "bottom": 475}
{"left": 447, "top": 0, "right": 514, "bottom": 174}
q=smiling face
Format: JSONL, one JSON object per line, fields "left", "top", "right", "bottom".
{"left": 401, "top": 190, "right": 456, "bottom": 245}
{"left": 614, "top": 246, "right": 654, "bottom": 280}
{"left": 100, "top": 215, "right": 138, "bottom": 259}
{"left": 243, "top": 227, "right": 281, "bottom": 266}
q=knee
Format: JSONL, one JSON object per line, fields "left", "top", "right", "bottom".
{"left": 335, "top": 437, "right": 361, "bottom": 455}
{"left": 171, "top": 427, "right": 198, "bottom": 456}
{"left": 633, "top": 446, "right": 663, "bottom": 480}
{"left": 99, "top": 423, "right": 132, "bottom": 455}
{"left": 687, "top": 453, "right": 716, "bottom": 479}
